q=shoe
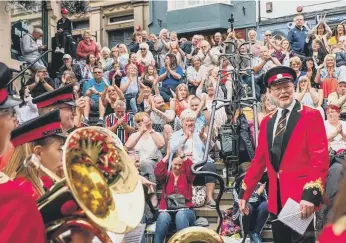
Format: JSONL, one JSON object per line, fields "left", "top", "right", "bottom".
{"left": 249, "top": 232, "right": 262, "bottom": 243}
{"left": 82, "top": 119, "right": 90, "bottom": 126}
{"left": 96, "top": 119, "right": 105, "bottom": 127}
{"left": 205, "top": 199, "right": 216, "bottom": 209}
{"left": 60, "top": 47, "right": 65, "bottom": 54}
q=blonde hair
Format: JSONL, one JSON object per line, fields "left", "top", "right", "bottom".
{"left": 296, "top": 75, "right": 311, "bottom": 92}
{"left": 323, "top": 54, "right": 336, "bottom": 69}
{"left": 83, "top": 30, "right": 91, "bottom": 38}
{"left": 4, "top": 143, "right": 45, "bottom": 196}
{"left": 176, "top": 83, "right": 189, "bottom": 100}
{"left": 289, "top": 56, "right": 302, "bottom": 67}
{"left": 260, "top": 93, "right": 276, "bottom": 115}
{"left": 134, "top": 112, "right": 149, "bottom": 124}
{"left": 118, "top": 44, "right": 128, "bottom": 54}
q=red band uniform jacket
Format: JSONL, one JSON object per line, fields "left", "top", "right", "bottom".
{"left": 239, "top": 101, "right": 329, "bottom": 214}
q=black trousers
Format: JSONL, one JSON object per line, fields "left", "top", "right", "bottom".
{"left": 271, "top": 214, "right": 315, "bottom": 243}
{"left": 55, "top": 31, "right": 69, "bottom": 48}
{"left": 272, "top": 178, "right": 315, "bottom": 243}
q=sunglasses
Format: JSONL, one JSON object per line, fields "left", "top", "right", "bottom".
{"left": 265, "top": 34, "right": 272, "bottom": 36}
{"left": 94, "top": 71, "right": 102, "bottom": 74}
{"left": 0, "top": 107, "right": 16, "bottom": 118}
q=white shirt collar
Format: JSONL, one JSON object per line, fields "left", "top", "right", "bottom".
{"left": 277, "top": 99, "right": 296, "bottom": 116}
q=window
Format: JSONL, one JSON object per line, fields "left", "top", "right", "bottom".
{"left": 72, "top": 20, "right": 89, "bottom": 30}
{"left": 168, "top": 0, "right": 232, "bottom": 11}
{"left": 109, "top": 14, "right": 134, "bottom": 24}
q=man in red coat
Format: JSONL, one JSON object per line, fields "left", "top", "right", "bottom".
{"left": 238, "top": 66, "right": 329, "bottom": 243}
{"left": 0, "top": 62, "right": 45, "bottom": 242}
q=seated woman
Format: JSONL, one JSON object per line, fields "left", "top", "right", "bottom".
{"left": 186, "top": 56, "right": 207, "bottom": 95}
{"left": 76, "top": 31, "right": 100, "bottom": 63}
{"left": 170, "top": 83, "right": 190, "bottom": 119}
{"left": 258, "top": 93, "right": 276, "bottom": 126}
{"left": 232, "top": 162, "right": 269, "bottom": 243}
{"left": 317, "top": 105, "right": 346, "bottom": 230}
{"left": 159, "top": 54, "right": 184, "bottom": 102}
{"left": 170, "top": 109, "right": 217, "bottom": 208}
{"left": 3, "top": 110, "right": 65, "bottom": 199}
{"left": 100, "top": 84, "right": 125, "bottom": 117}
{"left": 325, "top": 105, "right": 346, "bottom": 153}
{"left": 125, "top": 112, "right": 165, "bottom": 207}
{"left": 120, "top": 63, "right": 140, "bottom": 113}
{"left": 295, "top": 75, "right": 325, "bottom": 119}
{"left": 154, "top": 144, "right": 196, "bottom": 243}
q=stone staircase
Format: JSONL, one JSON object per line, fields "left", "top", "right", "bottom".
{"left": 150, "top": 161, "right": 274, "bottom": 242}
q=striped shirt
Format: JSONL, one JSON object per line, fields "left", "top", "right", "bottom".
{"left": 105, "top": 112, "right": 135, "bottom": 144}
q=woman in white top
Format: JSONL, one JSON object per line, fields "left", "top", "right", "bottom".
{"left": 324, "top": 104, "right": 346, "bottom": 152}
{"left": 136, "top": 42, "right": 155, "bottom": 67}
{"left": 14, "top": 86, "right": 39, "bottom": 125}
{"left": 295, "top": 75, "right": 325, "bottom": 119}
{"left": 196, "top": 80, "right": 227, "bottom": 136}
{"left": 186, "top": 56, "right": 207, "bottom": 95}
{"left": 125, "top": 112, "right": 165, "bottom": 207}
{"left": 118, "top": 44, "right": 129, "bottom": 68}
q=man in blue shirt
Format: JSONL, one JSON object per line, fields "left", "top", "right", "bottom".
{"left": 287, "top": 14, "right": 308, "bottom": 58}
{"left": 83, "top": 66, "right": 107, "bottom": 125}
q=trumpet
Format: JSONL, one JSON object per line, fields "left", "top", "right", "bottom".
{"left": 25, "top": 127, "right": 145, "bottom": 242}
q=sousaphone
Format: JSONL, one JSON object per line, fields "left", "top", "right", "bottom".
{"left": 34, "top": 127, "right": 145, "bottom": 242}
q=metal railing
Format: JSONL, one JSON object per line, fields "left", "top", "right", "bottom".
{"left": 9, "top": 50, "right": 53, "bottom": 86}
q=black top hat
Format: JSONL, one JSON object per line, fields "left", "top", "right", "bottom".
{"left": 32, "top": 84, "right": 76, "bottom": 109}
{"left": 11, "top": 109, "right": 66, "bottom": 147}
{"left": 264, "top": 66, "right": 297, "bottom": 88}
{"left": 0, "top": 63, "right": 22, "bottom": 109}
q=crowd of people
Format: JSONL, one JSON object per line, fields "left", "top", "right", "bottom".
{"left": 0, "top": 8, "right": 346, "bottom": 243}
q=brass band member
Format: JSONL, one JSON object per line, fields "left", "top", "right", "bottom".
{"left": 0, "top": 62, "right": 45, "bottom": 242}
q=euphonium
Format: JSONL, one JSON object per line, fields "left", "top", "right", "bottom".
{"left": 27, "top": 127, "right": 145, "bottom": 242}
{"left": 168, "top": 227, "right": 224, "bottom": 243}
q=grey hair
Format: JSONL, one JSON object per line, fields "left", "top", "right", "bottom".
{"left": 33, "top": 28, "right": 43, "bottom": 35}
{"left": 180, "top": 109, "right": 196, "bottom": 122}
{"left": 101, "top": 47, "right": 111, "bottom": 55}
{"left": 139, "top": 42, "right": 149, "bottom": 50}
{"left": 114, "top": 100, "right": 126, "bottom": 110}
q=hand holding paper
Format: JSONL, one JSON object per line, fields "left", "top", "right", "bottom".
{"left": 275, "top": 198, "right": 314, "bottom": 235}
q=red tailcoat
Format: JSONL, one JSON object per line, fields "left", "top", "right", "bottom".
{"left": 0, "top": 175, "right": 45, "bottom": 242}
{"left": 239, "top": 102, "right": 329, "bottom": 214}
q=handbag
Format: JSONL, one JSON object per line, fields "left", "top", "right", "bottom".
{"left": 164, "top": 172, "right": 187, "bottom": 211}
{"left": 166, "top": 194, "right": 186, "bottom": 210}
{"left": 192, "top": 186, "right": 206, "bottom": 208}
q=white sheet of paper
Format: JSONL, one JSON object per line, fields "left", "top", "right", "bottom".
{"left": 277, "top": 198, "right": 313, "bottom": 235}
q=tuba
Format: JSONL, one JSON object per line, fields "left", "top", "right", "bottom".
{"left": 26, "top": 127, "right": 145, "bottom": 242}
{"left": 168, "top": 227, "right": 224, "bottom": 243}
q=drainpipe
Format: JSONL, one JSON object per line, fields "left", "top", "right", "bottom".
{"left": 42, "top": 0, "right": 48, "bottom": 63}
{"left": 257, "top": 0, "right": 261, "bottom": 27}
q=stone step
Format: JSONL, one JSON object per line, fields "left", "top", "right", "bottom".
{"left": 194, "top": 205, "right": 231, "bottom": 223}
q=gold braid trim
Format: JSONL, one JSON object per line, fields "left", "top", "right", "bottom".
{"left": 303, "top": 177, "right": 324, "bottom": 195}
{"left": 241, "top": 181, "right": 247, "bottom": 191}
